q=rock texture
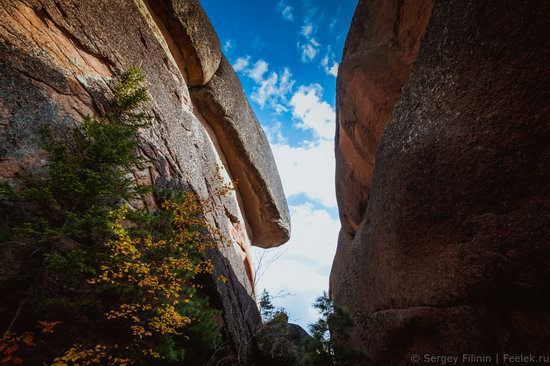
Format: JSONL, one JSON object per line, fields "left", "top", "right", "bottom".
{"left": 334, "top": 0, "right": 432, "bottom": 240}
{"left": 255, "top": 313, "right": 311, "bottom": 366}
{"left": 331, "top": 0, "right": 550, "bottom": 364}
{"left": 191, "top": 57, "right": 290, "bottom": 248}
{"left": 141, "top": 0, "right": 222, "bottom": 86}
{"left": 0, "top": 0, "right": 289, "bottom": 363}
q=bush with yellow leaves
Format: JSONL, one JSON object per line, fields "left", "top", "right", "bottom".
{"left": 0, "top": 68, "right": 227, "bottom": 365}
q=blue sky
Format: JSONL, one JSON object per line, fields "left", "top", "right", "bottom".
{"left": 200, "top": 0, "right": 357, "bottom": 329}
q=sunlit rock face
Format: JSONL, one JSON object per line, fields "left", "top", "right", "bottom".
{"left": 331, "top": 0, "right": 550, "bottom": 364}
{"left": 190, "top": 57, "right": 291, "bottom": 249}
{"left": 0, "top": 0, "right": 289, "bottom": 363}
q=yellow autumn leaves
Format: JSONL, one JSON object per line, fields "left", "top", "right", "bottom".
{"left": 52, "top": 344, "right": 132, "bottom": 366}
{"left": 88, "top": 194, "right": 215, "bottom": 340}
{"left": 50, "top": 192, "right": 219, "bottom": 364}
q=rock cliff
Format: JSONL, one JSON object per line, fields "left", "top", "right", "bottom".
{"left": 332, "top": 0, "right": 550, "bottom": 364}
{"left": 0, "top": 0, "right": 289, "bottom": 363}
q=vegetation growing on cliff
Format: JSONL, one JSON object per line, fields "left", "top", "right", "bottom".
{"left": 301, "top": 292, "right": 365, "bottom": 366}
{"left": 0, "top": 68, "right": 225, "bottom": 365}
{"left": 257, "top": 290, "right": 365, "bottom": 366}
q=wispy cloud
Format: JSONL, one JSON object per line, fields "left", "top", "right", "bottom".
{"left": 232, "top": 56, "right": 250, "bottom": 72}
{"left": 248, "top": 60, "right": 269, "bottom": 83}
{"left": 223, "top": 39, "right": 233, "bottom": 53}
{"left": 298, "top": 42, "right": 319, "bottom": 62}
{"left": 233, "top": 56, "right": 295, "bottom": 113}
{"left": 297, "top": 19, "right": 321, "bottom": 63}
{"left": 300, "top": 22, "right": 314, "bottom": 37}
{"left": 277, "top": 0, "right": 294, "bottom": 22}
{"left": 290, "top": 84, "right": 335, "bottom": 140}
{"left": 321, "top": 52, "right": 339, "bottom": 77}
{"left": 263, "top": 120, "right": 288, "bottom": 145}
{"left": 252, "top": 68, "right": 294, "bottom": 113}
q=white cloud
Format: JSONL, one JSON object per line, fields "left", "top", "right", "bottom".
{"left": 329, "top": 63, "right": 339, "bottom": 77}
{"left": 290, "top": 84, "right": 335, "bottom": 140}
{"left": 301, "top": 23, "right": 314, "bottom": 37}
{"left": 233, "top": 55, "right": 295, "bottom": 113}
{"left": 270, "top": 138, "right": 336, "bottom": 208}
{"left": 321, "top": 54, "right": 339, "bottom": 77}
{"left": 251, "top": 68, "right": 294, "bottom": 112}
{"left": 297, "top": 20, "right": 321, "bottom": 63}
{"left": 252, "top": 202, "right": 339, "bottom": 328}
{"left": 223, "top": 39, "right": 233, "bottom": 53}
{"left": 263, "top": 121, "right": 288, "bottom": 145}
{"left": 299, "top": 42, "right": 319, "bottom": 62}
{"left": 277, "top": 1, "right": 294, "bottom": 22}
{"left": 282, "top": 6, "right": 294, "bottom": 21}
{"left": 232, "top": 56, "right": 250, "bottom": 72}
{"left": 247, "top": 60, "right": 269, "bottom": 83}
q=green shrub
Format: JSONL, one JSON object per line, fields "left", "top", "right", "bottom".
{"left": 259, "top": 289, "right": 277, "bottom": 321}
{"left": 302, "top": 292, "right": 366, "bottom": 366}
{"left": 0, "top": 68, "right": 223, "bottom": 365}
{"left": 255, "top": 290, "right": 366, "bottom": 366}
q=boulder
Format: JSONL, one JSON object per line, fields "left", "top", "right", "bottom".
{"left": 331, "top": 0, "right": 550, "bottom": 364}
{"left": 141, "top": 0, "right": 222, "bottom": 86}
{"left": 191, "top": 57, "right": 291, "bottom": 248}
{"left": 254, "top": 313, "right": 311, "bottom": 366}
{"left": 0, "top": 0, "right": 288, "bottom": 363}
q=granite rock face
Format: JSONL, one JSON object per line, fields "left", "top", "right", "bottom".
{"left": 191, "top": 57, "right": 290, "bottom": 248}
{"left": 334, "top": 0, "right": 432, "bottom": 241}
{"left": 142, "top": 0, "right": 222, "bottom": 86}
{"left": 331, "top": 1, "right": 550, "bottom": 364}
{"left": 0, "top": 0, "right": 289, "bottom": 363}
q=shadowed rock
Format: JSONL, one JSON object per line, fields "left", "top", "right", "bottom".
{"left": 331, "top": 0, "right": 550, "bottom": 364}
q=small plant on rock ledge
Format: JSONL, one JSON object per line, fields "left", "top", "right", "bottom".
{"left": 0, "top": 68, "right": 227, "bottom": 365}
{"left": 255, "top": 290, "right": 366, "bottom": 366}
{"left": 255, "top": 289, "right": 300, "bottom": 365}
{"left": 301, "top": 292, "right": 366, "bottom": 366}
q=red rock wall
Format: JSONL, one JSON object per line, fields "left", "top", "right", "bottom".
{"left": 331, "top": 1, "right": 550, "bottom": 364}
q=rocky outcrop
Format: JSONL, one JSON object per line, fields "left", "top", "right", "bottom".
{"left": 0, "top": 0, "right": 289, "bottom": 363}
{"left": 334, "top": 0, "right": 432, "bottom": 241}
{"left": 191, "top": 57, "right": 290, "bottom": 248}
{"left": 140, "top": 0, "right": 222, "bottom": 86}
{"left": 331, "top": 0, "right": 550, "bottom": 364}
{"left": 255, "top": 313, "right": 311, "bottom": 366}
